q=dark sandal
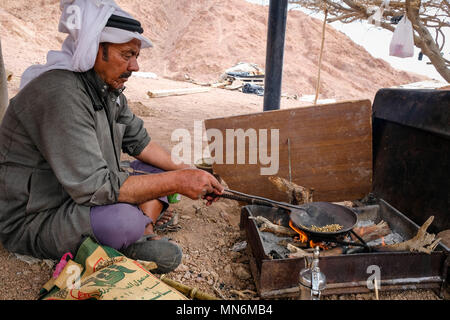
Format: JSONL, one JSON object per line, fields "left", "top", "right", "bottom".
{"left": 153, "top": 210, "right": 179, "bottom": 232}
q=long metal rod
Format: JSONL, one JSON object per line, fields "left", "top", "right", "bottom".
{"left": 349, "top": 230, "right": 371, "bottom": 251}
{"left": 287, "top": 137, "right": 292, "bottom": 183}
{"left": 223, "top": 188, "right": 302, "bottom": 210}
{"left": 263, "top": 0, "right": 288, "bottom": 111}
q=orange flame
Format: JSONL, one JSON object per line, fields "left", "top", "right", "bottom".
{"left": 289, "top": 221, "right": 308, "bottom": 242}
{"left": 309, "top": 240, "right": 329, "bottom": 250}
{"left": 381, "top": 237, "right": 386, "bottom": 246}
{"left": 288, "top": 221, "right": 329, "bottom": 250}
{"left": 358, "top": 227, "right": 366, "bottom": 236}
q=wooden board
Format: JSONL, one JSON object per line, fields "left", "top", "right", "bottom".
{"left": 204, "top": 100, "right": 372, "bottom": 202}
{"left": 147, "top": 87, "right": 210, "bottom": 98}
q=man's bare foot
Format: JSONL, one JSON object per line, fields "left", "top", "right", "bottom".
{"left": 139, "top": 200, "right": 175, "bottom": 228}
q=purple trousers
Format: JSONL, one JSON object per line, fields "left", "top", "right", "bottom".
{"left": 90, "top": 160, "right": 169, "bottom": 250}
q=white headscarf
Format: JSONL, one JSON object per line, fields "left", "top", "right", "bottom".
{"left": 20, "top": 0, "right": 152, "bottom": 89}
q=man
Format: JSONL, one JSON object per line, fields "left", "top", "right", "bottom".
{"left": 0, "top": 0, "right": 223, "bottom": 274}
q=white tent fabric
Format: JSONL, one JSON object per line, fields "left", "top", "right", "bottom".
{"left": 20, "top": 0, "right": 152, "bottom": 89}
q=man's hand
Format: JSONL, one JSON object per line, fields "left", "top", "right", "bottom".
{"left": 175, "top": 168, "right": 224, "bottom": 204}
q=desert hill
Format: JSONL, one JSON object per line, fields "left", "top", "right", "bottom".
{"left": 0, "top": 0, "right": 425, "bottom": 100}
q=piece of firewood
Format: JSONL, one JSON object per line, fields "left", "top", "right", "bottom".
{"left": 320, "top": 247, "right": 345, "bottom": 257}
{"left": 160, "top": 275, "right": 219, "bottom": 300}
{"left": 287, "top": 244, "right": 312, "bottom": 258}
{"left": 268, "top": 176, "right": 314, "bottom": 205}
{"left": 230, "top": 289, "right": 257, "bottom": 300}
{"left": 352, "top": 221, "right": 392, "bottom": 242}
{"left": 436, "top": 229, "right": 450, "bottom": 248}
{"left": 376, "top": 216, "right": 441, "bottom": 254}
{"left": 210, "top": 81, "right": 231, "bottom": 88}
{"left": 278, "top": 239, "right": 309, "bottom": 249}
{"left": 249, "top": 216, "right": 297, "bottom": 237}
{"left": 287, "top": 244, "right": 344, "bottom": 258}
{"left": 147, "top": 87, "right": 210, "bottom": 98}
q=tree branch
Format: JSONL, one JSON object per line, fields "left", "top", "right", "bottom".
{"left": 406, "top": 0, "right": 450, "bottom": 81}
{"left": 288, "top": 0, "right": 450, "bottom": 82}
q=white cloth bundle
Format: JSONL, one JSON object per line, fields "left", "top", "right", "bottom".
{"left": 20, "top": 0, "right": 152, "bottom": 89}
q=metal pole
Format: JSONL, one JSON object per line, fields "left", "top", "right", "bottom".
{"left": 263, "top": 0, "right": 288, "bottom": 111}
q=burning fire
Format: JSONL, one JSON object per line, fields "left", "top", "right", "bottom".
{"left": 289, "top": 221, "right": 329, "bottom": 250}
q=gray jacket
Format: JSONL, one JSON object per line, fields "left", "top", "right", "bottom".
{"left": 0, "top": 69, "right": 150, "bottom": 259}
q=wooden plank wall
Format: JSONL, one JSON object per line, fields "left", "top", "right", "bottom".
{"left": 204, "top": 100, "right": 372, "bottom": 202}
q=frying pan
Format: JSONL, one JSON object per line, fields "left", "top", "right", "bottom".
{"left": 288, "top": 201, "right": 357, "bottom": 237}
{"left": 211, "top": 189, "right": 358, "bottom": 237}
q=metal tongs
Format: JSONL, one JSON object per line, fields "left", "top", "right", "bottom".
{"left": 209, "top": 188, "right": 308, "bottom": 211}
{"left": 210, "top": 189, "right": 334, "bottom": 228}
{"left": 209, "top": 189, "right": 327, "bottom": 227}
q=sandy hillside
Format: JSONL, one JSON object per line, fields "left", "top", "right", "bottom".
{"left": 116, "top": 0, "right": 426, "bottom": 100}
{"left": 1, "top": 0, "right": 426, "bottom": 99}
{"left": 0, "top": 0, "right": 442, "bottom": 301}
